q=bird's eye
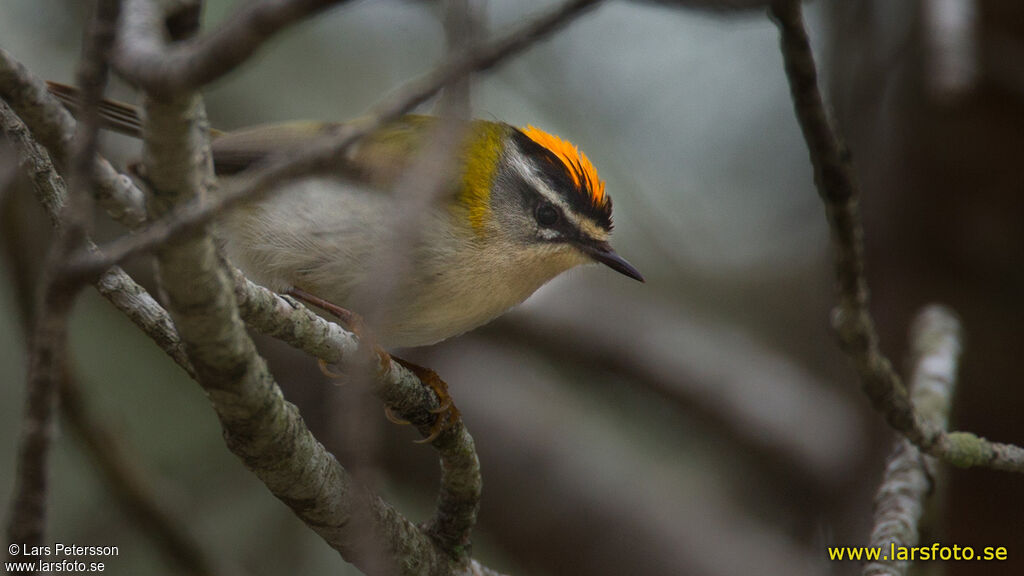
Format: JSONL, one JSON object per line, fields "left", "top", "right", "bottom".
{"left": 535, "top": 202, "right": 560, "bottom": 227}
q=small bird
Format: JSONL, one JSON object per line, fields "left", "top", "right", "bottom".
{"left": 47, "top": 83, "right": 644, "bottom": 350}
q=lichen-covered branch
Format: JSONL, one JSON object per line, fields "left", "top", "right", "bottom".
{"left": 0, "top": 99, "right": 193, "bottom": 375}
{"left": 863, "top": 306, "right": 961, "bottom": 576}
{"left": 0, "top": 48, "right": 146, "bottom": 226}
{"left": 4, "top": 0, "right": 121, "bottom": 561}
{"left": 233, "top": 270, "right": 482, "bottom": 557}
{"left": 114, "top": 0, "right": 355, "bottom": 94}
{"left": 2, "top": 46, "right": 485, "bottom": 572}
{"left": 116, "top": 1, "right": 486, "bottom": 571}
{"left": 59, "top": 374, "right": 239, "bottom": 576}
{"left": 1, "top": 0, "right": 614, "bottom": 569}
{"left": 769, "top": 0, "right": 1024, "bottom": 473}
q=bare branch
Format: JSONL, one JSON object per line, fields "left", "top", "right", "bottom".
{"left": 114, "top": 0, "right": 355, "bottom": 95}
{"left": 5, "top": 0, "right": 121, "bottom": 560}
{"left": 0, "top": 48, "right": 147, "bottom": 226}
{"left": 0, "top": 99, "right": 67, "bottom": 228}
{"left": 769, "top": 0, "right": 1024, "bottom": 473}
{"left": 232, "top": 270, "right": 483, "bottom": 558}
{"left": 4, "top": 45, "right": 486, "bottom": 572}
{"left": 66, "top": 0, "right": 605, "bottom": 279}
{"left": 634, "top": 0, "right": 773, "bottom": 11}
{"left": 1, "top": 115, "right": 221, "bottom": 572}
{"left": 122, "top": 5, "right": 490, "bottom": 571}
{"left": 58, "top": 374, "right": 240, "bottom": 576}
{"left": 864, "top": 306, "right": 961, "bottom": 576}
{"left": 0, "top": 98, "right": 193, "bottom": 375}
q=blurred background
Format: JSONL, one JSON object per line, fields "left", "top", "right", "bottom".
{"left": 1, "top": 0, "right": 1022, "bottom": 575}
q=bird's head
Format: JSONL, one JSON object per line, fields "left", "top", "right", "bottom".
{"left": 457, "top": 121, "right": 644, "bottom": 283}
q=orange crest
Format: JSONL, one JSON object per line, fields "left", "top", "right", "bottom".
{"left": 521, "top": 126, "right": 607, "bottom": 209}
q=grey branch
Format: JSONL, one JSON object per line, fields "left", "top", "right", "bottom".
{"left": 2, "top": 42, "right": 488, "bottom": 573}
{"left": 58, "top": 373, "right": 239, "bottom": 576}
{"left": 65, "top": 0, "right": 605, "bottom": 279}
{"left": 118, "top": 1, "right": 493, "bottom": 570}
{"left": 232, "top": 270, "right": 483, "bottom": 556}
{"left": 0, "top": 48, "right": 147, "bottom": 226}
{"left": 114, "top": 0, "right": 355, "bottom": 95}
{"left": 4, "top": 0, "right": 121, "bottom": 562}
{"left": 769, "top": 0, "right": 1024, "bottom": 473}
{"left": 0, "top": 99, "right": 193, "bottom": 375}
{"left": 3, "top": 78, "right": 488, "bottom": 575}
{"left": 863, "top": 306, "right": 961, "bottom": 576}
{"left": 633, "top": 0, "right": 774, "bottom": 11}
{"left": 486, "top": 287, "right": 863, "bottom": 489}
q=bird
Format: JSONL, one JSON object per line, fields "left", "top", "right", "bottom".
{"left": 48, "top": 81, "right": 644, "bottom": 351}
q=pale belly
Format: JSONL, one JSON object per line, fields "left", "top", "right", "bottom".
{"left": 221, "top": 177, "right": 586, "bottom": 348}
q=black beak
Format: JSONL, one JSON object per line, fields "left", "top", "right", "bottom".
{"left": 580, "top": 241, "right": 645, "bottom": 283}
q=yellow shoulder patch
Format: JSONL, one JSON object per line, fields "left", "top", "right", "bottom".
{"left": 521, "top": 126, "right": 606, "bottom": 209}
{"left": 460, "top": 121, "right": 506, "bottom": 232}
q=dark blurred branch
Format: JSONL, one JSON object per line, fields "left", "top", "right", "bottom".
{"left": 0, "top": 100, "right": 193, "bottom": 375}
{"left": 65, "top": 0, "right": 605, "bottom": 279}
{"left": 485, "top": 313, "right": 857, "bottom": 488}
{"left": 59, "top": 374, "right": 240, "bottom": 576}
{"left": 4, "top": 0, "right": 611, "bottom": 570}
{"left": 4, "top": 0, "right": 120, "bottom": 560}
{"left": 352, "top": 125, "right": 477, "bottom": 554}
{"left": 864, "top": 306, "right": 961, "bottom": 576}
{"left": 1, "top": 41, "right": 491, "bottom": 575}
{"left": 233, "top": 270, "right": 483, "bottom": 558}
{"left": 114, "top": 0, "right": 355, "bottom": 95}
{"left": 0, "top": 48, "right": 147, "bottom": 226}
{"left": 429, "top": 339, "right": 824, "bottom": 576}
{"left": 115, "top": 1, "right": 498, "bottom": 571}
{"left": 0, "top": 117, "right": 237, "bottom": 576}
{"left": 634, "top": 0, "right": 773, "bottom": 11}
{"left": 770, "top": 0, "right": 1024, "bottom": 473}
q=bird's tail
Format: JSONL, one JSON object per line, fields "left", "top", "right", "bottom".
{"left": 46, "top": 81, "right": 147, "bottom": 138}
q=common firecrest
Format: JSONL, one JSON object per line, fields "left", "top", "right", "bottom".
{"left": 49, "top": 83, "right": 644, "bottom": 348}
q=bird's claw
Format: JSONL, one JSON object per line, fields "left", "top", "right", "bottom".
{"left": 384, "top": 406, "right": 411, "bottom": 426}
{"left": 285, "top": 287, "right": 460, "bottom": 443}
{"left": 317, "top": 358, "right": 346, "bottom": 380}
{"left": 394, "top": 358, "right": 461, "bottom": 444}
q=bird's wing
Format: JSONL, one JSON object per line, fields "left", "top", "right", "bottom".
{"left": 45, "top": 82, "right": 449, "bottom": 186}
{"left": 209, "top": 121, "right": 345, "bottom": 175}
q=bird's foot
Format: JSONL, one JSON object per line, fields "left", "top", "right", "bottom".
{"left": 392, "top": 357, "right": 461, "bottom": 444}
{"left": 285, "top": 287, "right": 459, "bottom": 442}
{"left": 287, "top": 287, "right": 372, "bottom": 379}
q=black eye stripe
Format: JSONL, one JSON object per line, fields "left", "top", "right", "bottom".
{"left": 510, "top": 129, "right": 613, "bottom": 231}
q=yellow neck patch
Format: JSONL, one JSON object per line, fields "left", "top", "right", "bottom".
{"left": 459, "top": 121, "right": 506, "bottom": 232}
{"left": 521, "top": 126, "right": 606, "bottom": 209}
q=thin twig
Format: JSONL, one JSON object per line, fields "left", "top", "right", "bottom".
{"left": 2, "top": 41, "right": 487, "bottom": 575}
{"left": 864, "top": 306, "right": 961, "bottom": 576}
{"left": 65, "top": 0, "right": 605, "bottom": 280}
{"left": 118, "top": 2, "right": 491, "bottom": 571}
{"left": 233, "top": 270, "right": 483, "bottom": 557}
{"left": 114, "top": 0, "right": 356, "bottom": 95}
{"left": 0, "top": 99, "right": 193, "bottom": 375}
{"left": 5, "top": 0, "right": 121, "bottom": 561}
{"left": 638, "top": 0, "right": 773, "bottom": 10}
{"left": 483, "top": 311, "right": 859, "bottom": 488}
{"left": 59, "top": 374, "right": 241, "bottom": 576}
{"left": 0, "top": 48, "right": 147, "bottom": 226}
{"left": 2, "top": 183, "right": 223, "bottom": 576}
{"left": 769, "top": 0, "right": 1024, "bottom": 473}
